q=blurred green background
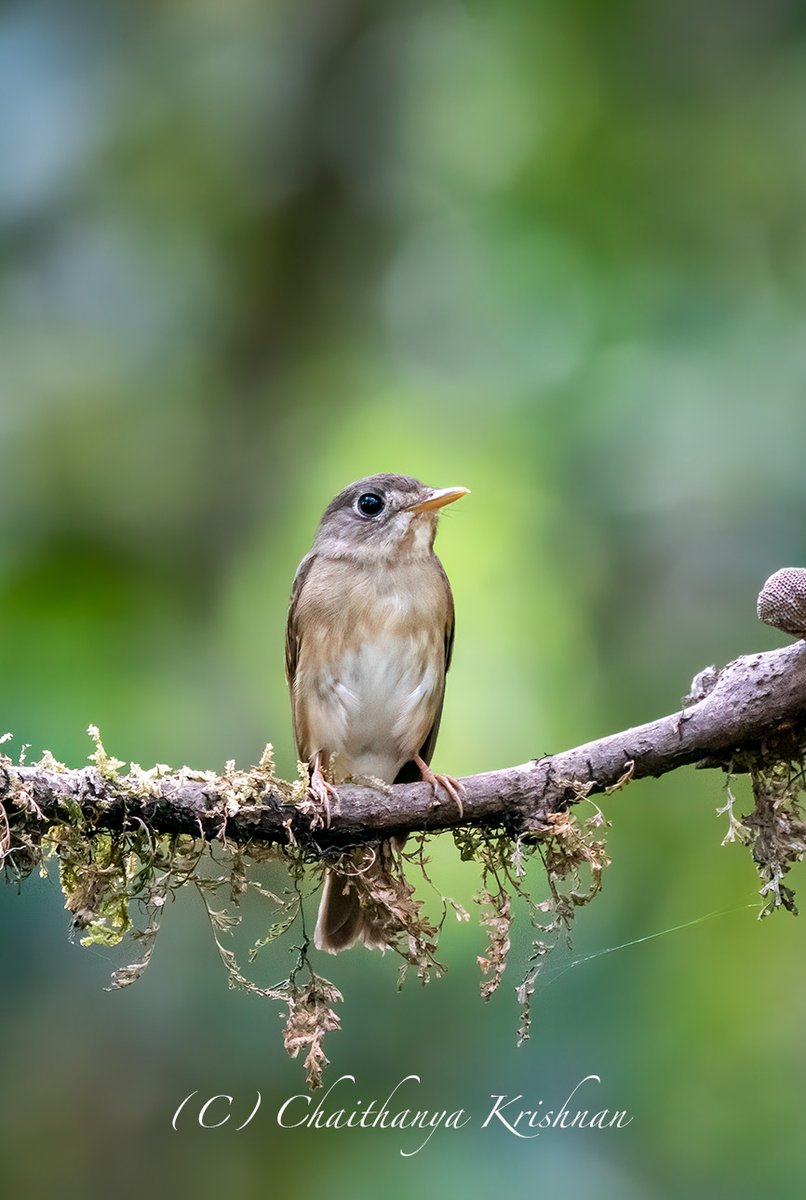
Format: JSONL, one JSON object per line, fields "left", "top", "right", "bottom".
{"left": 2, "top": 0, "right": 806, "bottom": 1196}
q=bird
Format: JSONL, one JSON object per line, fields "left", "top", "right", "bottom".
{"left": 284, "top": 472, "right": 468, "bottom": 953}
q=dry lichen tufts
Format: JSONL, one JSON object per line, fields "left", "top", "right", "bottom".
{"left": 454, "top": 802, "right": 611, "bottom": 1045}
{"left": 1, "top": 729, "right": 614, "bottom": 1090}
{"left": 720, "top": 731, "right": 806, "bottom": 917}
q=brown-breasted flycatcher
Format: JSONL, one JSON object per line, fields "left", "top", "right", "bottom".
{"left": 285, "top": 473, "right": 468, "bottom": 952}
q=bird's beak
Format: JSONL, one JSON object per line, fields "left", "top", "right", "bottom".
{"left": 408, "top": 486, "right": 470, "bottom": 513}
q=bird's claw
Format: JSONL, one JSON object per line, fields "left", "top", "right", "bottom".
{"left": 432, "top": 772, "right": 465, "bottom": 819}
{"left": 308, "top": 759, "right": 339, "bottom": 828}
{"left": 414, "top": 755, "right": 465, "bottom": 819}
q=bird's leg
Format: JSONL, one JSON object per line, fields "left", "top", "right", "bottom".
{"left": 413, "top": 753, "right": 465, "bottom": 819}
{"left": 307, "top": 751, "right": 339, "bottom": 828}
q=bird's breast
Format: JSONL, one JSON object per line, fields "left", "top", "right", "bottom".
{"left": 292, "top": 557, "right": 449, "bottom": 782}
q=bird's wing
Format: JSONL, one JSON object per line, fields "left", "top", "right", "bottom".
{"left": 394, "top": 556, "right": 455, "bottom": 781}
{"left": 284, "top": 551, "right": 317, "bottom": 687}
{"left": 285, "top": 551, "right": 321, "bottom": 762}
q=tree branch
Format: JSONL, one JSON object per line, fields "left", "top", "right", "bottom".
{"left": 3, "top": 639, "right": 806, "bottom": 853}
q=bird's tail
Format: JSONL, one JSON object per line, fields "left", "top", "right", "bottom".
{"left": 313, "top": 839, "right": 402, "bottom": 953}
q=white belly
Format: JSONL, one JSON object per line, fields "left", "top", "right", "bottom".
{"left": 302, "top": 632, "right": 440, "bottom": 784}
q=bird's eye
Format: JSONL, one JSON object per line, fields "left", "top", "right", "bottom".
{"left": 356, "top": 492, "right": 385, "bottom": 518}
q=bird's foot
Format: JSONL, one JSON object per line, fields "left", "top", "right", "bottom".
{"left": 414, "top": 754, "right": 465, "bottom": 819}
{"left": 306, "top": 755, "right": 339, "bottom": 828}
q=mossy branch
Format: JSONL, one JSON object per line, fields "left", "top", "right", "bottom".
{"left": 2, "top": 641, "right": 806, "bottom": 852}
{"left": 3, "top": 571, "right": 806, "bottom": 1089}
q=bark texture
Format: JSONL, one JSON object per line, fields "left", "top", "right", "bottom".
{"left": 3, "top": 640, "right": 805, "bottom": 852}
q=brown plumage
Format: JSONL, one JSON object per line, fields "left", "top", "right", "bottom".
{"left": 285, "top": 473, "right": 467, "bottom": 952}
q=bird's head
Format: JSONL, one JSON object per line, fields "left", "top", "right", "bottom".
{"left": 313, "top": 473, "right": 469, "bottom": 563}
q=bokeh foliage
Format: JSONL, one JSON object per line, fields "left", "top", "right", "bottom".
{"left": 2, "top": 0, "right": 806, "bottom": 1197}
